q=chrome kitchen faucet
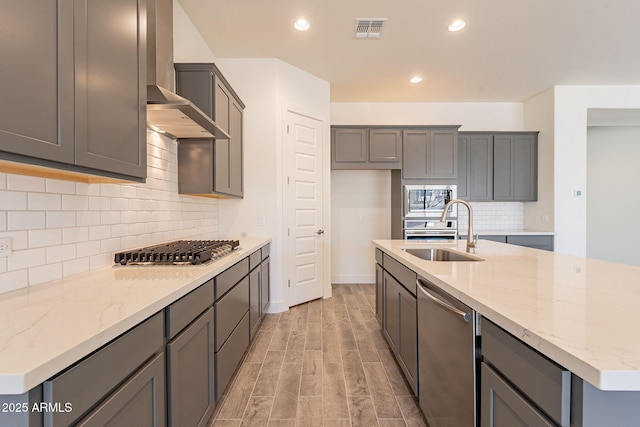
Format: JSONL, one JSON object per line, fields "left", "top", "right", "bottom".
{"left": 441, "top": 199, "right": 478, "bottom": 253}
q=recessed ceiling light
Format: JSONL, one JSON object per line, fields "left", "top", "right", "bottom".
{"left": 294, "top": 18, "right": 310, "bottom": 31}
{"left": 448, "top": 20, "right": 466, "bottom": 32}
{"left": 410, "top": 76, "right": 423, "bottom": 84}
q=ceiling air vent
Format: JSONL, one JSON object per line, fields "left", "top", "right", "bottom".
{"left": 354, "top": 18, "right": 388, "bottom": 38}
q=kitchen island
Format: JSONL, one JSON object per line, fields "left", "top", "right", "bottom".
{"left": 0, "top": 237, "right": 270, "bottom": 426}
{"left": 374, "top": 239, "right": 640, "bottom": 426}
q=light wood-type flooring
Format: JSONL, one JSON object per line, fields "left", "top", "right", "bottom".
{"left": 209, "top": 283, "right": 428, "bottom": 426}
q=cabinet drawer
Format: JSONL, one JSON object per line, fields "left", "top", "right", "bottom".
{"left": 383, "top": 254, "right": 417, "bottom": 296}
{"left": 261, "top": 243, "right": 270, "bottom": 260}
{"left": 43, "top": 312, "right": 164, "bottom": 426}
{"left": 215, "top": 257, "right": 249, "bottom": 299}
{"left": 375, "top": 248, "right": 383, "bottom": 265}
{"left": 482, "top": 319, "right": 570, "bottom": 426}
{"left": 249, "top": 249, "right": 262, "bottom": 271}
{"left": 215, "top": 276, "right": 249, "bottom": 351}
{"left": 166, "top": 280, "right": 214, "bottom": 339}
{"left": 481, "top": 362, "right": 556, "bottom": 427}
{"left": 507, "top": 235, "right": 554, "bottom": 251}
{"left": 215, "top": 312, "right": 250, "bottom": 401}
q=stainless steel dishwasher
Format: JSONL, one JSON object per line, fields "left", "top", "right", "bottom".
{"left": 417, "top": 276, "right": 478, "bottom": 427}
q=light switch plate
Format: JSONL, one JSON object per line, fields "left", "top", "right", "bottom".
{"left": 0, "top": 237, "right": 12, "bottom": 257}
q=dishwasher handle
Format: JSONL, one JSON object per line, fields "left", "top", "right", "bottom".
{"left": 417, "top": 279, "right": 472, "bottom": 323}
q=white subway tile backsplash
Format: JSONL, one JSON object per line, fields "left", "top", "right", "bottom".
{"left": 0, "top": 134, "right": 219, "bottom": 294}
{"left": 46, "top": 211, "right": 76, "bottom": 228}
{"left": 62, "top": 194, "right": 89, "bottom": 211}
{"left": 8, "top": 248, "right": 46, "bottom": 270}
{"left": 29, "top": 229, "right": 63, "bottom": 248}
{"left": 0, "top": 190, "right": 27, "bottom": 210}
{"left": 8, "top": 211, "right": 46, "bottom": 230}
{"left": 46, "top": 179, "right": 76, "bottom": 195}
{"left": 29, "top": 263, "right": 62, "bottom": 286}
{"left": 7, "top": 175, "right": 45, "bottom": 192}
{"left": 0, "top": 270, "right": 28, "bottom": 293}
{"left": 28, "top": 193, "right": 62, "bottom": 211}
{"left": 457, "top": 202, "right": 525, "bottom": 232}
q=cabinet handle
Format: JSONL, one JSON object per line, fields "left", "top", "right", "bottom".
{"left": 417, "top": 279, "right": 472, "bottom": 323}
{"left": 316, "top": 229, "right": 325, "bottom": 235}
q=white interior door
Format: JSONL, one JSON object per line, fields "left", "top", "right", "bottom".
{"left": 286, "top": 110, "right": 324, "bottom": 307}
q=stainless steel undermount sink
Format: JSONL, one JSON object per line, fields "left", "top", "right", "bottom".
{"left": 403, "top": 248, "right": 484, "bottom": 262}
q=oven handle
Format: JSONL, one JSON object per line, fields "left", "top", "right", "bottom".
{"left": 417, "top": 279, "right": 472, "bottom": 323}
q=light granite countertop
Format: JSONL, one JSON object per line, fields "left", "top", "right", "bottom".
{"left": 0, "top": 237, "right": 270, "bottom": 395}
{"left": 373, "top": 238, "right": 640, "bottom": 391}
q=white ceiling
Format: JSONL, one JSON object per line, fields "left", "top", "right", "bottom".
{"left": 178, "top": 0, "right": 640, "bottom": 103}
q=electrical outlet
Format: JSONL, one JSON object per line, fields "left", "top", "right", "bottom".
{"left": 0, "top": 237, "right": 12, "bottom": 257}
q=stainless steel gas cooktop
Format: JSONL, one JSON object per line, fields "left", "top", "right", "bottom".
{"left": 114, "top": 240, "right": 240, "bottom": 265}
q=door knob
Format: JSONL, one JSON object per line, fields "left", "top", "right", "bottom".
{"left": 316, "top": 229, "right": 325, "bottom": 235}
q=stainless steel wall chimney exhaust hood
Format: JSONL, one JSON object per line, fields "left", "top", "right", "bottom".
{"left": 146, "top": 0, "right": 229, "bottom": 139}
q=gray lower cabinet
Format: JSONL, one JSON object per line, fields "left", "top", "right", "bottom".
{"left": 380, "top": 255, "right": 418, "bottom": 395}
{"left": 460, "top": 234, "right": 554, "bottom": 251}
{"left": 42, "top": 312, "right": 165, "bottom": 426}
{"left": 331, "top": 127, "right": 402, "bottom": 169}
{"left": 375, "top": 262, "right": 383, "bottom": 324}
{"left": 493, "top": 133, "right": 538, "bottom": 201}
{"left": 481, "top": 319, "right": 571, "bottom": 427}
{"left": 402, "top": 128, "right": 458, "bottom": 179}
{"left": 175, "top": 63, "right": 244, "bottom": 198}
{"left": 165, "top": 281, "right": 215, "bottom": 427}
{"left": 0, "top": 0, "right": 146, "bottom": 181}
{"left": 261, "top": 254, "right": 270, "bottom": 314}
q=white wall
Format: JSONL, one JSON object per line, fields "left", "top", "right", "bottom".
{"left": 587, "top": 126, "right": 640, "bottom": 266}
{"left": 330, "top": 102, "right": 527, "bottom": 283}
{"left": 524, "top": 88, "right": 555, "bottom": 231}
{"left": 173, "top": 1, "right": 215, "bottom": 62}
{"left": 552, "top": 86, "right": 640, "bottom": 256}
{"left": 214, "top": 59, "right": 331, "bottom": 311}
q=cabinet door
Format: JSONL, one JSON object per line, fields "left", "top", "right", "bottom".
{"left": 167, "top": 308, "right": 215, "bottom": 427}
{"left": 261, "top": 257, "right": 270, "bottom": 313}
{"left": 493, "top": 134, "right": 537, "bottom": 201}
{"left": 228, "top": 98, "right": 244, "bottom": 197}
{"left": 481, "top": 363, "right": 556, "bottom": 427}
{"left": 430, "top": 129, "right": 458, "bottom": 179}
{"left": 76, "top": 352, "right": 166, "bottom": 427}
{"left": 382, "top": 272, "right": 399, "bottom": 350}
{"left": 73, "top": 0, "right": 146, "bottom": 178}
{"left": 375, "top": 263, "right": 383, "bottom": 325}
{"left": 402, "top": 129, "right": 429, "bottom": 179}
{"left": 457, "top": 134, "right": 470, "bottom": 198}
{"left": 369, "top": 129, "right": 402, "bottom": 167}
{"left": 0, "top": 0, "right": 74, "bottom": 163}
{"left": 214, "top": 75, "right": 233, "bottom": 195}
{"left": 249, "top": 267, "right": 261, "bottom": 340}
{"left": 398, "top": 284, "right": 417, "bottom": 393}
{"left": 332, "top": 128, "right": 368, "bottom": 166}
{"left": 469, "top": 134, "right": 493, "bottom": 201}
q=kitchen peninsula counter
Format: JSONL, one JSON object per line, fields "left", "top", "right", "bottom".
{"left": 374, "top": 239, "right": 640, "bottom": 392}
{"left": 0, "top": 237, "right": 270, "bottom": 395}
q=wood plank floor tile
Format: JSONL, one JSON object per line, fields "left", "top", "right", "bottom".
{"left": 363, "top": 362, "right": 404, "bottom": 419}
{"left": 300, "top": 350, "right": 323, "bottom": 397}
{"left": 348, "top": 396, "right": 379, "bottom": 427}
{"left": 214, "top": 284, "right": 427, "bottom": 427}
{"left": 296, "top": 396, "right": 323, "bottom": 427}
{"left": 342, "top": 350, "right": 370, "bottom": 396}
{"left": 252, "top": 350, "right": 285, "bottom": 396}
{"left": 270, "top": 362, "right": 303, "bottom": 420}
{"left": 322, "top": 361, "right": 349, "bottom": 419}
{"left": 216, "top": 363, "right": 263, "bottom": 419}
{"left": 239, "top": 396, "right": 273, "bottom": 427}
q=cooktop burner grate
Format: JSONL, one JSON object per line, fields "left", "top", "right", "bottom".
{"left": 114, "top": 240, "right": 240, "bottom": 265}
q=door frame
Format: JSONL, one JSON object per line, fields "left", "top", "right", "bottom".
{"left": 282, "top": 104, "right": 332, "bottom": 308}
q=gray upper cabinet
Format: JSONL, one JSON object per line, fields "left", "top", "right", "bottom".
{"left": 402, "top": 128, "right": 458, "bottom": 179}
{"left": 0, "top": 0, "right": 146, "bottom": 181}
{"left": 493, "top": 133, "right": 538, "bottom": 201}
{"left": 331, "top": 127, "right": 401, "bottom": 169}
{"left": 175, "top": 63, "right": 244, "bottom": 198}
{"left": 458, "top": 133, "right": 494, "bottom": 201}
